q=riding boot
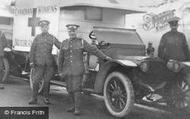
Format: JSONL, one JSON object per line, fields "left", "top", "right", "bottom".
{"left": 74, "top": 92, "right": 81, "bottom": 116}
{"left": 67, "top": 92, "right": 75, "bottom": 112}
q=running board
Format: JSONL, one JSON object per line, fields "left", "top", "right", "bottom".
{"left": 50, "top": 80, "right": 67, "bottom": 87}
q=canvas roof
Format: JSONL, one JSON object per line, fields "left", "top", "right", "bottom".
{"left": 15, "top": 0, "right": 145, "bottom": 13}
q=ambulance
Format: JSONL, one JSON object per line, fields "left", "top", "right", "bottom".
{"left": 8, "top": 0, "right": 145, "bottom": 78}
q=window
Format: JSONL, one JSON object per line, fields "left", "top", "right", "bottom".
{"left": 0, "top": 17, "right": 13, "bottom": 25}
{"left": 85, "top": 7, "right": 102, "bottom": 21}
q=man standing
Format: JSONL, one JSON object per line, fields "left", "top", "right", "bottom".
{"left": 158, "top": 17, "right": 190, "bottom": 61}
{"left": 0, "top": 31, "right": 7, "bottom": 89}
{"left": 58, "top": 24, "right": 111, "bottom": 115}
{"left": 29, "top": 20, "right": 60, "bottom": 105}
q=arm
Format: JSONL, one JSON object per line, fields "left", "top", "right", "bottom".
{"left": 182, "top": 34, "right": 190, "bottom": 60}
{"left": 53, "top": 36, "right": 61, "bottom": 49}
{"left": 158, "top": 35, "right": 166, "bottom": 59}
{"left": 83, "top": 39, "right": 110, "bottom": 60}
{"left": 29, "top": 37, "right": 37, "bottom": 64}
{"left": 0, "top": 33, "right": 7, "bottom": 57}
{"left": 58, "top": 42, "right": 64, "bottom": 73}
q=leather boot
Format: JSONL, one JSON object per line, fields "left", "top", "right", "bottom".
{"left": 67, "top": 93, "right": 75, "bottom": 112}
{"left": 74, "top": 92, "right": 81, "bottom": 116}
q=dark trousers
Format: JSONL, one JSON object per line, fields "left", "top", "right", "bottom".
{"left": 65, "top": 75, "right": 83, "bottom": 111}
{"left": 32, "top": 65, "right": 54, "bottom": 99}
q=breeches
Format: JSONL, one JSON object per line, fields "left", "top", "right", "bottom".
{"left": 32, "top": 65, "right": 54, "bottom": 98}
{"left": 65, "top": 75, "right": 83, "bottom": 93}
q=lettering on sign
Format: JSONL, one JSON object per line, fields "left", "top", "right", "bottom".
{"left": 15, "top": 39, "right": 32, "bottom": 47}
{"left": 10, "top": 6, "right": 57, "bottom": 15}
{"left": 143, "top": 9, "right": 175, "bottom": 31}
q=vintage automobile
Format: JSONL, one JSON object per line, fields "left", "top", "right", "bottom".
{"left": 4, "top": 26, "right": 190, "bottom": 118}
{"left": 81, "top": 26, "right": 190, "bottom": 117}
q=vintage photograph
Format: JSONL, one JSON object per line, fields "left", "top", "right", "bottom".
{"left": 0, "top": 0, "right": 190, "bottom": 119}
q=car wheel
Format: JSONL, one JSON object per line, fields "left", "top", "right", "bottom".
{"left": 170, "top": 79, "right": 190, "bottom": 112}
{"left": 103, "top": 72, "right": 134, "bottom": 117}
{"left": 29, "top": 68, "right": 44, "bottom": 94}
{"left": 1, "top": 58, "right": 9, "bottom": 82}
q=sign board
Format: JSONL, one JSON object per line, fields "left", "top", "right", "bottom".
{"left": 12, "top": 6, "right": 60, "bottom": 54}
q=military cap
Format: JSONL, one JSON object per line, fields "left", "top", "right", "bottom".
{"left": 39, "top": 20, "right": 50, "bottom": 27}
{"left": 66, "top": 24, "right": 80, "bottom": 31}
{"left": 167, "top": 17, "right": 180, "bottom": 26}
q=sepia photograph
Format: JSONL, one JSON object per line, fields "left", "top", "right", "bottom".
{"left": 0, "top": 0, "right": 190, "bottom": 119}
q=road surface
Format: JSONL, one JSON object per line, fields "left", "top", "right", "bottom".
{"left": 0, "top": 76, "right": 189, "bottom": 119}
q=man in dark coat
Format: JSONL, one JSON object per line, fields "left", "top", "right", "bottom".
{"left": 0, "top": 31, "right": 7, "bottom": 89}
{"left": 29, "top": 20, "right": 61, "bottom": 104}
{"left": 158, "top": 17, "right": 190, "bottom": 61}
{"left": 58, "top": 24, "right": 111, "bottom": 115}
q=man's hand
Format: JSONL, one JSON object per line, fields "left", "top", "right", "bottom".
{"left": 106, "top": 56, "right": 113, "bottom": 61}
{"left": 30, "top": 62, "right": 35, "bottom": 68}
{"left": 58, "top": 73, "right": 65, "bottom": 78}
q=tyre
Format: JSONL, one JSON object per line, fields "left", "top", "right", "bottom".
{"left": 29, "top": 68, "right": 44, "bottom": 94}
{"left": 1, "top": 58, "right": 9, "bottom": 82}
{"left": 169, "top": 78, "right": 190, "bottom": 112}
{"left": 103, "top": 72, "right": 134, "bottom": 117}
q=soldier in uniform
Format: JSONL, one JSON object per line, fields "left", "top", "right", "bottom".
{"left": 158, "top": 17, "right": 190, "bottom": 61}
{"left": 0, "top": 31, "right": 7, "bottom": 89}
{"left": 58, "top": 24, "right": 111, "bottom": 115}
{"left": 29, "top": 20, "right": 61, "bottom": 105}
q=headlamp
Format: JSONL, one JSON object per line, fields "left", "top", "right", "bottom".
{"left": 140, "top": 61, "right": 149, "bottom": 72}
{"left": 167, "top": 60, "right": 182, "bottom": 72}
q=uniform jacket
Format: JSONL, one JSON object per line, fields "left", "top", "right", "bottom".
{"left": 0, "top": 31, "right": 7, "bottom": 57}
{"left": 30, "top": 32, "right": 60, "bottom": 66}
{"left": 58, "top": 38, "right": 108, "bottom": 76}
{"left": 158, "top": 30, "right": 190, "bottom": 61}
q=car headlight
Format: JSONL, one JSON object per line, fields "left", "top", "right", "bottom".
{"left": 140, "top": 61, "right": 149, "bottom": 72}
{"left": 167, "top": 60, "right": 182, "bottom": 72}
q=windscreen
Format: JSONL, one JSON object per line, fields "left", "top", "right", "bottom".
{"left": 93, "top": 27, "right": 144, "bottom": 45}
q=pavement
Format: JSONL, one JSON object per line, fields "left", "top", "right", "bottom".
{"left": 0, "top": 76, "right": 189, "bottom": 119}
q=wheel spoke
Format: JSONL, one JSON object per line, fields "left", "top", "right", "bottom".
{"left": 119, "top": 97, "right": 126, "bottom": 106}
{"left": 107, "top": 88, "right": 113, "bottom": 94}
{"left": 110, "top": 83, "right": 115, "bottom": 90}
{"left": 113, "top": 80, "right": 118, "bottom": 89}
{"left": 119, "top": 100, "right": 123, "bottom": 109}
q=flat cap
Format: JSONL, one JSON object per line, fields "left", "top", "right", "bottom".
{"left": 39, "top": 20, "right": 50, "bottom": 27}
{"left": 66, "top": 24, "right": 80, "bottom": 31}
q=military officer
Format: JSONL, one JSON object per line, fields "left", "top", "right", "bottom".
{"left": 29, "top": 20, "right": 61, "bottom": 105}
{"left": 0, "top": 31, "right": 7, "bottom": 89}
{"left": 58, "top": 24, "right": 111, "bottom": 115}
{"left": 158, "top": 17, "right": 190, "bottom": 61}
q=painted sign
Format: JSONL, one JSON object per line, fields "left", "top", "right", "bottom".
{"left": 10, "top": 6, "right": 57, "bottom": 15}
{"left": 143, "top": 9, "right": 175, "bottom": 31}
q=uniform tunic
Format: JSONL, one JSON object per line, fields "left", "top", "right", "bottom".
{"left": 158, "top": 30, "right": 190, "bottom": 61}
{"left": 29, "top": 32, "right": 60, "bottom": 98}
{"left": 58, "top": 38, "right": 108, "bottom": 93}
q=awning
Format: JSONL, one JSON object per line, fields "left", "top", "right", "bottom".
{"left": 15, "top": 0, "right": 146, "bottom": 13}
